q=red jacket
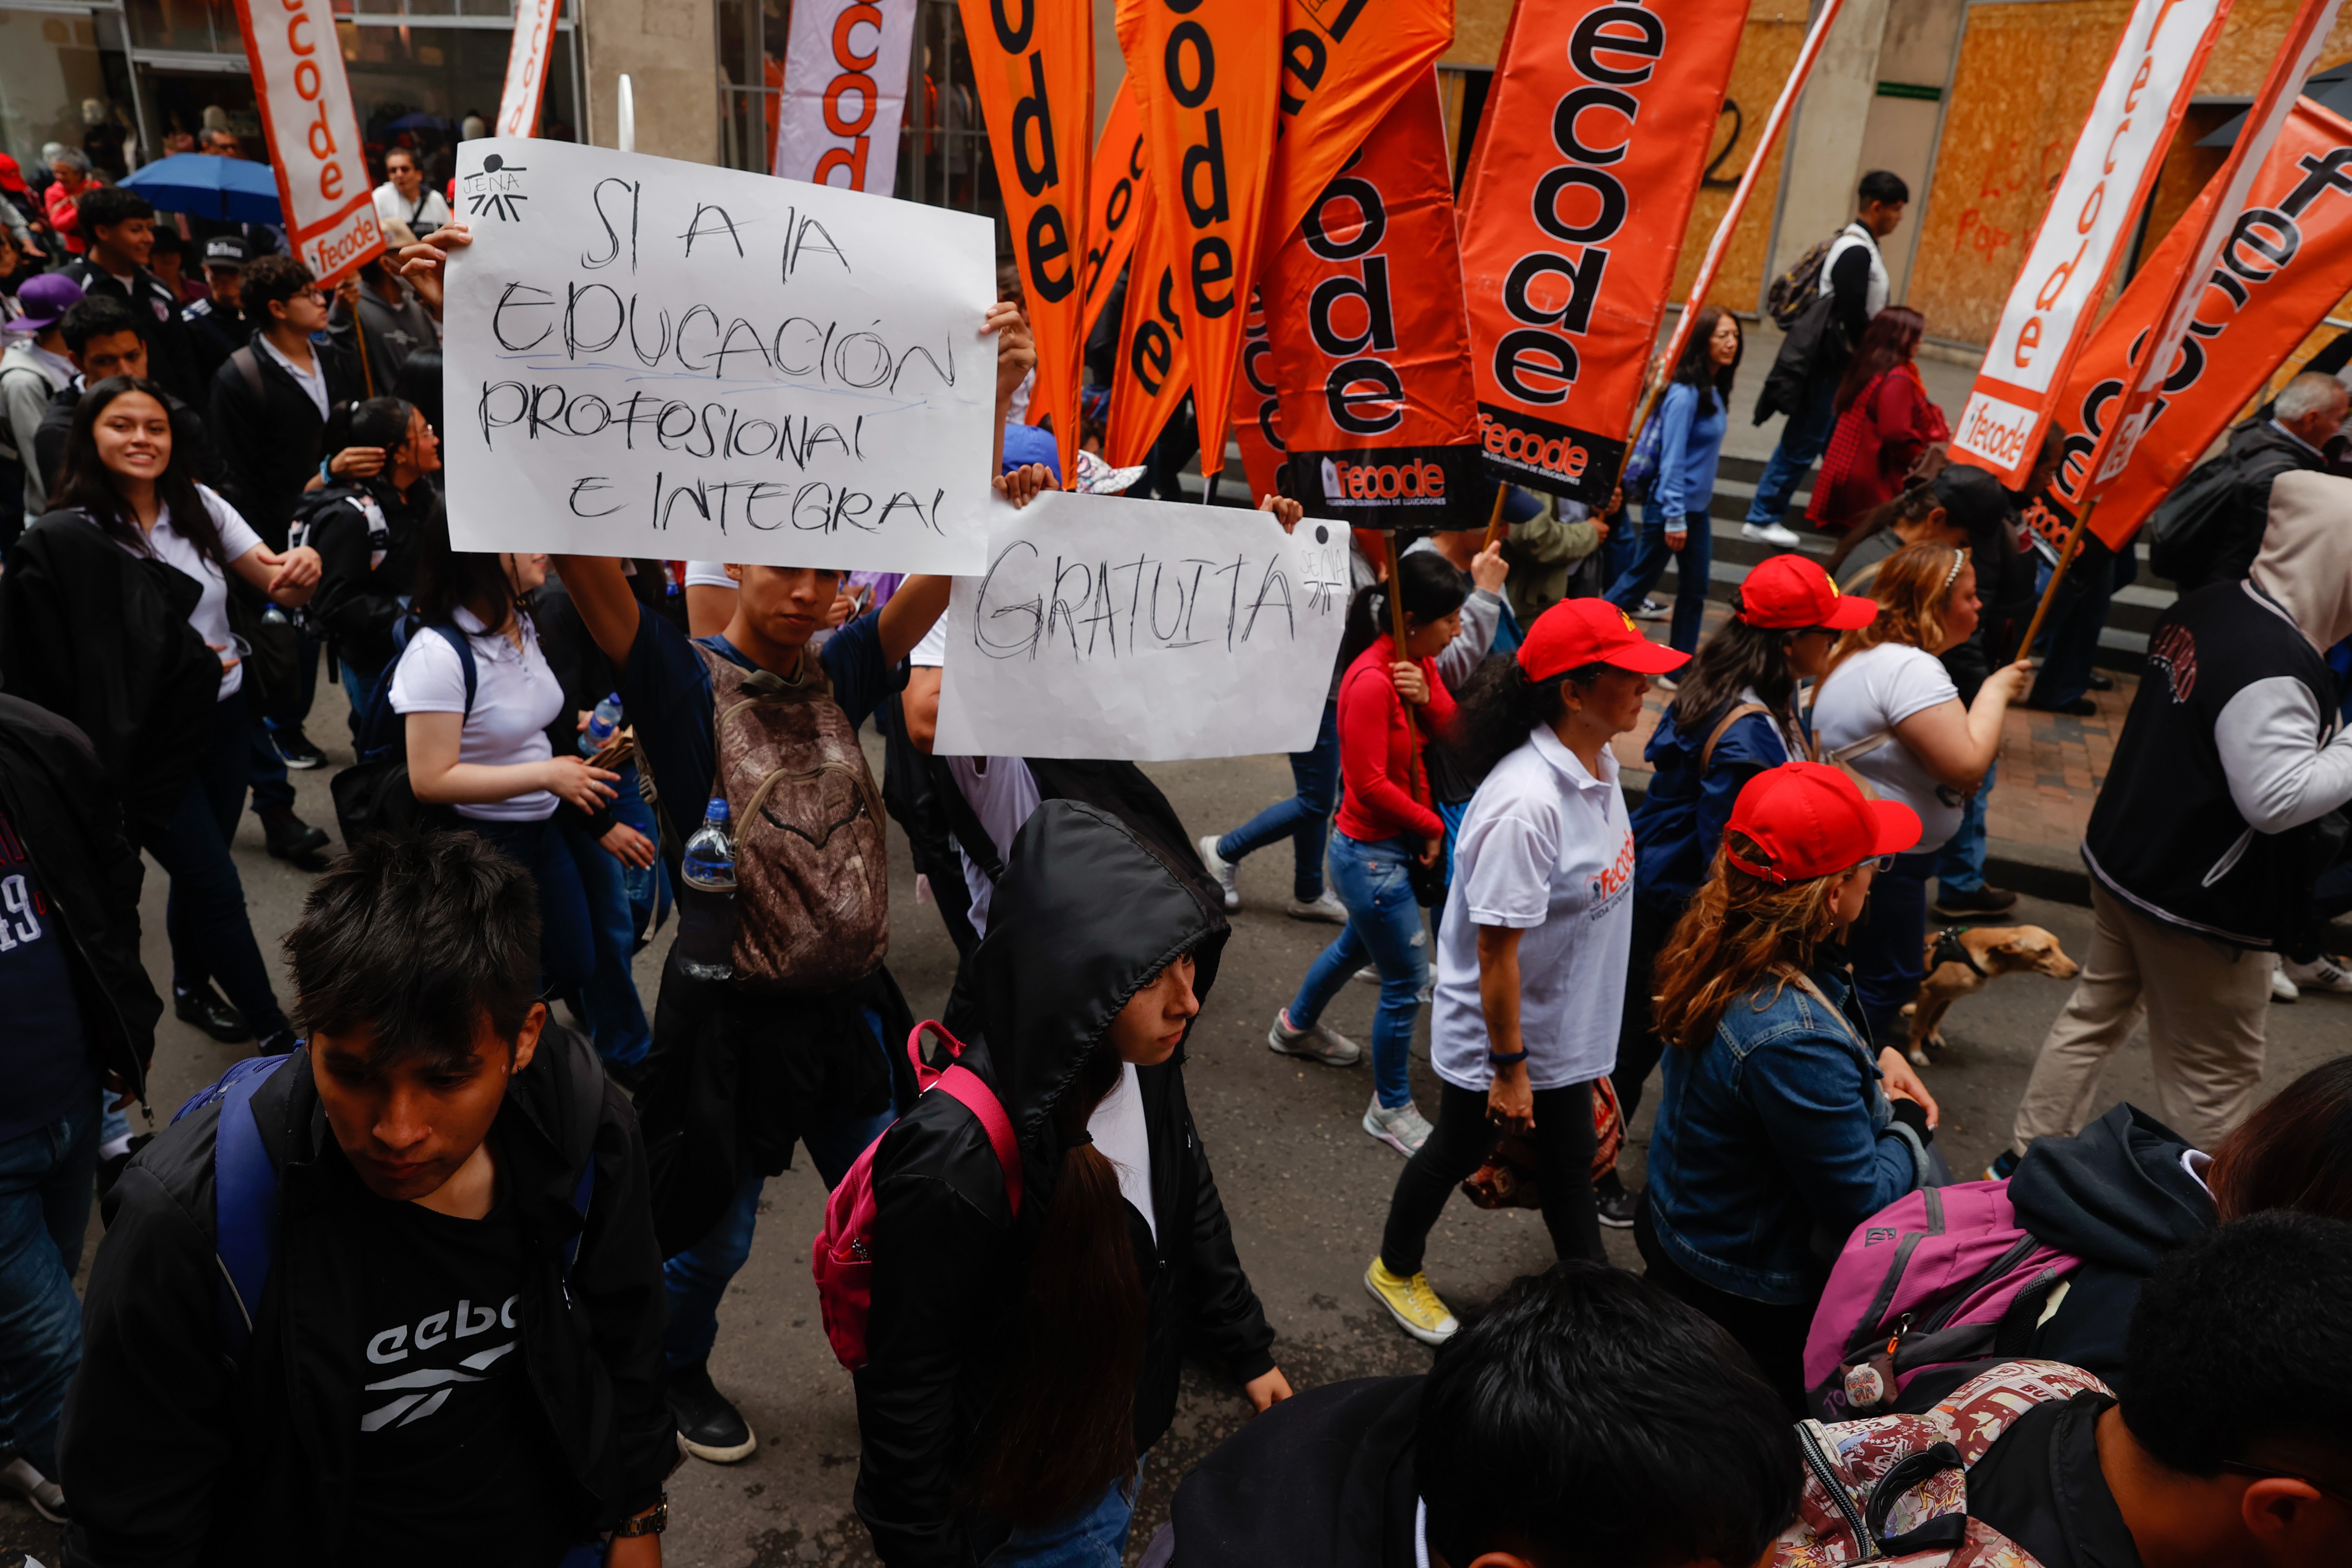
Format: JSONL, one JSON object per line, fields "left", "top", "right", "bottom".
{"left": 1333, "top": 641, "right": 1455, "bottom": 844}
{"left": 46, "top": 178, "right": 90, "bottom": 254}
{"left": 1809, "top": 363, "right": 1945, "bottom": 530}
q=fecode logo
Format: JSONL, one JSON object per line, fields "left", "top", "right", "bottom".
{"left": 1479, "top": 411, "right": 1591, "bottom": 481}
{"left": 1321, "top": 456, "right": 1446, "bottom": 502}
{"left": 1953, "top": 391, "right": 2036, "bottom": 471}
{"left": 231, "top": 0, "right": 380, "bottom": 282}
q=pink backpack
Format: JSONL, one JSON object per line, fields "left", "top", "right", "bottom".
{"left": 812, "top": 1020, "right": 1023, "bottom": 1372}
{"left": 1803, "top": 1179, "right": 2081, "bottom": 1421}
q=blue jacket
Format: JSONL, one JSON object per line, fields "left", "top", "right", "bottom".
{"left": 1649, "top": 380, "right": 1729, "bottom": 521}
{"left": 1646, "top": 962, "right": 1929, "bottom": 1305}
{"left": 1629, "top": 697, "right": 1806, "bottom": 907}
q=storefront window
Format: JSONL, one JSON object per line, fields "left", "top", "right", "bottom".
{"left": 2, "top": 6, "right": 141, "bottom": 182}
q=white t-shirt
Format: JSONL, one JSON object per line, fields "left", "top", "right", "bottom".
{"left": 388, "top": 605, "right": 566, "bottom": 822}
{"left": 1087, "top": 1062, "right": 1155, "bottom": 1245}
{"left": 1430, "top": 726, "right": 1634, "bottom": 1092}
{"left": 98, "top": 486, "right": 263, "bottom": 701}
{"left": 1813, "top": 642, "right": 1963, "bottom": 851}
{"left": 912, "top": 618, "right": 1041, "bottom": 939}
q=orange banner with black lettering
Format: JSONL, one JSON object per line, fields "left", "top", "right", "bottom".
{"left": 1265, "top": 0, "right": 1454, "bottom": 253}
{"left": 1262, "top": 71, "right": 1478, "bottom": 529}
{"left": 1459, "top": 0, "right": 1748, "bottom": 507}
{"left": 1081, "top": 81, "right": 1145, "bottom": 346}
{"left": 1232, "top": 284, "right": 1285, "bottom": 500}
{"left": 1108, "top": 173, "right": 1193, "bottom": 469}
{"left": 2031, "top": 98, "right": 2352, "bottom": 554}
{"left": 1115, "top": 0, "right": 1282, "bottom": 485}
{"left": 961, "top": 0, "right": 1092, "bottom": 487}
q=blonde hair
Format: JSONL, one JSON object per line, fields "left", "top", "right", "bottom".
{"left": 1652, "top": 832, "right": 1852, "bottom": 1052}
{"left": 1825, "top": 541, "right": 1968, "bottom": 679}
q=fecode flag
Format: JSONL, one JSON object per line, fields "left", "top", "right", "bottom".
{"left": 1948, "top": 0, "right": 2230, "bottom": 488}
{"left": 1458, "top": 0, "right": 1746, "bottom": 508}
{"left": 1263, "top": 74, "right": 1479, "bottom": 530}
{"left": 231, "top": 0, "right": 383, "bottom": 284}
{"left": 494, "top": 0, "right": 567, "bottom": 138}
{"left": 775, "top": 0, "right": 916, "bottom": 193}
{"left": 1265, "top": 0, "right": 1455, "bottom": 250}
{"left": 960, "top": 0, "right": 1092, "bottom": 487}
{"left": 1080, "top": 81, "right": 1146, "bottom": 345}
{"left": 1106, "top": 172, "right": 1193, "bottom": 468}
{"left": 2038, "top": 98, "right": 2352, "bottom": 553}
{"left": 931, "top": 490, "right": 1351, "bottom": 760}
{"left": 439, "top": 140, "right": 996, "bottom": 574}
{"left": 1232, "top": 285, "right": 1285, "bottom": 500}
{"left": 1115, "top": 0, "right": 1282, "bottom": 483}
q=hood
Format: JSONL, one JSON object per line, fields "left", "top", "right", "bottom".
{"left": 0, "top": 336, "right": 67, "bottom": 386}
{"left": 969, "top": 799, "right": 1228, "bottom": 1146}
{"left": 2008, "top": 1102, "right": 2214, "bottom": 1274}
{"left": 2251, "top": 469, "right": 2352, "bottom": 652}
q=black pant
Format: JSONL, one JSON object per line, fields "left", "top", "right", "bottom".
{"left": 1380, "top": 1078, "right": 1605, "bottom": 1277}
{"left": 1610, "top": 891, "right": 1687, "bottom": 1125}
{"left": 1636, "top": 1194, "right": 1818, "bottom": 1415}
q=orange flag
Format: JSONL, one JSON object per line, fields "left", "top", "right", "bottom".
{"left": 1114, "top": 0, "right": 1282, "bottom": 485}
{"left": 1231, "top": 284, "right": 1285, "bottom": 500}
{"left": 960, "top": 0, "right": 1093, "bottom": 487}
{"left": 1081, "top": 81, "right": 1146, "bottom": 346}
{"left": 1262, "top": 72, "right": 1479, "bottom": 529}
{"left": 1107, "top": 175, "right": 1194, "bottom": 469}
{"left": 1265, "top": 0, "right": 1455, "bottom": 252}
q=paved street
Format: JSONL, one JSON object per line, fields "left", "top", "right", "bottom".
{"left": 9, "top": 695, "right": 2349, "bottom": 1568}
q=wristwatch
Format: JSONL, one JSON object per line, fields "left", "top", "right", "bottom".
{"left": 612, "top": 1494, "right": 669, "bottom": 1537}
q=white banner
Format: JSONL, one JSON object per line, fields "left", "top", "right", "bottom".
{"left": 775, "top": 0, "right": 916, "bottom": 194}
{"left": 440, "top": 139, "right": 996, "bottom": 573}
{"left": 932, "top": 491, "right": 1351, "bottom": 761}
{"left": 495, "top": 0, "right": 568, "bottom": 139}
{"left": 232, "top": 0, "right": 383, "bottom": 283}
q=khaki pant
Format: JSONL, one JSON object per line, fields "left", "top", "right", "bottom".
{"left": 2010, "top": 880, "right": 2271, "bottom": 1155}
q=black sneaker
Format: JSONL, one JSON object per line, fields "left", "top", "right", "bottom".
{"left": 174, "top": 981, "right": 251, "bottom": 1043}
{"left": 273, "top": 726, "right": 327, "bottom": 770}
{"left": 1984, "top": 1148, "right": 2022, "bottom": 1182}
{"left": 259, "top": 806, "right": 332, "bottom": 867}
{"left": 2086, "top": 671, "right": 2114, "bottom": 692}
{"left": 667, "top": 1360, "right": 757, "bottom": 1463}
{"left": 1933, "top": 885, "right": 2019, "bottom": 921}
{"left": 1595, "top": 1179, "right": 1638, "bottom": 1231}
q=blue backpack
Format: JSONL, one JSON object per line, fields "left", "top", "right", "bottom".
{"left": 1620, "top": 404, "right": 1667, "bottom": 495}
{"left": 328, "top": 622, "right": 476, "bottom": 849}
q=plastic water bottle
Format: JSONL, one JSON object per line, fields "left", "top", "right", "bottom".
{"left": 579, "top": 692, "right": 623, "bottom": 755}
{"left": 675, "top": 798, "right": 738, "bottom": 981}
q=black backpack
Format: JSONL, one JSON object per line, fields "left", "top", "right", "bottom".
{"left": 2145, "top": 450, "right": 2245, "bottom": 585}
{"left": 327, "top": 621, "right": 474, "bottom": 847}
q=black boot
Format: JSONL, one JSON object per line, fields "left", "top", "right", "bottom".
{"left": 259, "top": 806, "right": 331, "bottom": 867}
{"left": 666, "top": 1360, "right": 757, "bottom": 1463}
{"left": 174, "top": 981, "right": 251, "bottom": 1043}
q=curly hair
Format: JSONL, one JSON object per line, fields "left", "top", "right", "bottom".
{"left": 1823, "top": 540, "right": 1968, "bottom": 679}
{"left": 1448, "top": 654, "right": 1610, "bottom": 781}
{"left": 1651, "top": 832, "right": 1852, "bottom": 1052}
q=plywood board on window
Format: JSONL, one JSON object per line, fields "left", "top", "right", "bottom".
{"left": 1666, "top": 0, "right": 1810, "bottom": 317}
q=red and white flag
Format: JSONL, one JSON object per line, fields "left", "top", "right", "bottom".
{"left": 775, "top": 0, "right": 917, "bottom": 193}
{"left": 494, "top": 0, "right": 568, "bottom": 138}
{"left": 230, "top": 0, "right": 383, "bottom": 283}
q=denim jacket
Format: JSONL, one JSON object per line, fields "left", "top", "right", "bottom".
{"left": 1646, "top": 962, "right": 1930, "bottom": 1305}
{"left": 1629, "top": 695, "right": 1807, "bottom": 908}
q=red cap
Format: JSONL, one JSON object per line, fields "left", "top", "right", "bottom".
{"left": 1723, "top": 762, "right": 1921, "bottom": 883}
{"left": 1740, "top": 554, "right": 1878, "bottom": 631}
{"left": 1519, "top": 598, "right": 1690, "bottom": 679}
{"left": 0, "top": 154, "right": 24, "bottom": 196}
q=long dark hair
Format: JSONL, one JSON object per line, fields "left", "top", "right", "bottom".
{"left": 2209, "top": 1057, "right": 2352, "bottom": 1226}
{"left": 393, "top": 347, "right": 443, "bottom": 438}
{"left": 1825, "top": 482, "right": 1942, "bottom": 577}
{"left": 1673, "top": 306, "right": 1741, "bottom": 417}
{"left": 961, "top": 1041, "right": 1148, "bottom": 1525}
{"left": 1449, "top": 654, "right": 1610, "bottom": 780}
{"left": 52, "top": 376, "right": 231, "bottom": 571}
{"left": 1667, "top": 595, "right": 1804, "bottom": 741}
{"left": 1337, "top": 549, "right": 1467, "bottom": 669}
{"left": 1834, "top": 306, "right": 1925, "bottom": 415}
{"left": 410, "top": 507, "right": 525, "bottom": 634}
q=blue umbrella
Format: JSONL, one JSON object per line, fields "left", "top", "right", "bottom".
{"left": 120, "top": 152, "right": 282, "bottom": 225}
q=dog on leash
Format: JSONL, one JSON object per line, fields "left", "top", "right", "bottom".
{"left": 1905, "top": 925, "right": 2082, "bottom": 1066}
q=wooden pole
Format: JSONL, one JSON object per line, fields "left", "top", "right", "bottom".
{"left": 1382, "top": 531, "right": 1411, "bottom": 662}
{"left": 2015, "top": 499, "right": 2096, "bottom": 668}
{"left": 351, "top": 299, "right": 376, "bottom": 399}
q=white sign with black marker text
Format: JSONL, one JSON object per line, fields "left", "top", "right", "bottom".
{"left": 441, "top": 138, "right": 996, "bottom": 573}
{"left": 931, "top": 491, "right": 1351, "bottom": 761}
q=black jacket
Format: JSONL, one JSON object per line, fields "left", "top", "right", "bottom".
{"left": 854, "top": 801, "right": 1277, "bottom": 1568}
{"left": 58, "top": 1029, "right": 676, "bottom": 1567}
{"left": 1753, "top": 239, "right": 1877, "bottom": 424}
{"left": 182, "top": 296, "right": 251, "bottom": 387}
{"left": 208, "top": 331, "right": 362, "bottom": 548}
{"left": 34, "top": 378, "right": 220, "bottom": 500}
{"left": 0, "top": 695, "right": 161, "bottom": 1099}
{"left": 293, "top": 476, "right": 434, "bottom": 678}
{"left": 2181, "top": 419, "right": 2327, "bottom": 593}
{"left": 61, "top": 257, "right": 206, "bottom": 410}
{"left": 0, "top": 510, "right": 221, "bottom": 839}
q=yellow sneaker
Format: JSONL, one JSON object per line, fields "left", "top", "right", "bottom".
{"left": 1365, "top": 1257, "right": 1458, "bottom": 1345}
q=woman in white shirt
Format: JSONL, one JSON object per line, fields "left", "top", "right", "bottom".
{"left": 1364, "top": 600, "right": 1688, "bottom": 1347}
{"left": 1812, "top": 541, "right": 2030, "bottom": 1048}
{"left": 49, "top": 377, "right": 322, "bottom": 1049}
{"left": 391, "top": 512, "right": 619, "bottom": 990}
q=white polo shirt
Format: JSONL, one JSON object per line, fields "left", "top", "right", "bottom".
{"left": 388, "top": 605, "right": 565, "bottom": 822}
{"left": 1430, "top": 724, "right": 1635, "bottom": 1092}
{"left": 96, "top": 485, "right": 264, "bottom": 701}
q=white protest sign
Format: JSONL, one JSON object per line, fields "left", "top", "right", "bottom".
{"left": 932, "top": 490, "right": 1351, "bottom": 761}
{"left": 441, "top": 138, "right": 996, "bottom": 573}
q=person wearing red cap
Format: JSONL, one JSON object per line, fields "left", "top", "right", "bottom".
{"left": 1592, "top": 555, "right": 1878, "bottom": 1228}
{"left": 1640, "top": 761, "right": 1940, "bottom": 1408}
{"left": 1363, "top": 598, "right": 1686, "bottom": 1345}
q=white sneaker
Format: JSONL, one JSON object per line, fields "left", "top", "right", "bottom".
{"left": 1269, "top": 1008, "right": 1363, "bottom": 1067}
{"left": 1197, "top": 834, "right": 1241, "bottom": 912}
{"left": 1, "top": 1455, "right": 65, "bottom": 1524}
{"left": 1353, "top": 963, "right": 1380, "bottom": 985}
{"left": 1742, "top": 520, "right": 1802, "bottom": 546}
{"left": 1286, "top": 890, "right": 1348, "bottom": 924}
{"left": 1364, "top": 1096, "right": 1434, "bottom": 1156}
{"left": 2272, "top": 956, "right": 2301, "bottom": 1004}
{"left": 2283, "top": 954, "right": 2352, "bottom": 994}
{"left": 1630, "top": 596, "right": 1670, "bottom": 622}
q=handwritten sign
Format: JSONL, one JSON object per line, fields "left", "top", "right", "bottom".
{"left": 932, "top": 490, "right": 1349, "bottom": 760}
{"left": 441, "top": 138, "right": 996, "bottom": 573}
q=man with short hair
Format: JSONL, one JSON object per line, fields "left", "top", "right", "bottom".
{"left": 1746, "top": 169, "right": 1911, "bottom": 548}
{"left": 32, "top": 295, "right": 162, "bottom": 492}
{"left": 372, "top": 148, "right": 450, "bottom": 237}
{"left": 59, "top": 184, "right": 205, "bottom": 408}
{"left": 60, "top": 832, "right": 677, "bottom": 1566}
{"left": 183, "top": 233, "right": 252, "bottom": 383}
{"left": 0, "top": 273, "right": 82, "bottom": 520}
{"left": 2171, "top": 370, "right": 2348, "bottom": 594}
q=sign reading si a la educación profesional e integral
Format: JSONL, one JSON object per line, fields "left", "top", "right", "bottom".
{"left": 440, "top": 139, "right": 997, "bottom": 574}
{"left": 230, "top": 0, "right": 383, "bottom": 284}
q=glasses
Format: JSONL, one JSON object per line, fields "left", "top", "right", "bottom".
{"left": 2222, "top": 1459, "right": 2352, "bottom": 1507}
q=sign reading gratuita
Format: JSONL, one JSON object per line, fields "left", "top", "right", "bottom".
{"left": 439, "top": 139, "right": 996, "bottom": 573}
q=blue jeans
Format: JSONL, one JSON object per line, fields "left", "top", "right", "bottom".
{"left": 662, "top": 1019, "right": 896, "bottom": 1368}
{"left": 1605, "top": 504, "right": 1713, "bottom": 655}
{"left": 558, "top": 812, "right": 653, "bottom": 1072}
{"left": 0, "top": 1098, "right": 96, "bottom": 1475}
{"left": 1850, "top": 851, "right": 1936, "bottom": 1047}
{"left": 1744, "top": 374, "right": 1839, "bottom": 527}
{"left": 2029, "top": 547, "right": 2134, "bottom": 708}
{"left": 977, "top": 1463, "right": 1144, "bottom": 1567}
{"left": 248, "top": 630, "right": 319, "bottom": 816}
{"left": 146, "top": 689, "right": 290, "bottom": 1038}
{"left": 471, "top": 815, "right": 597, "bottom": 995}
{"left": 1287, "top": 833, "right": 1427, "bottom": 1110}
{"left": 1216, "top": 698, "right": 1339, "bottom": 901}
{"left": 1932, "top": 763, "right": 1994, "bottom": 896}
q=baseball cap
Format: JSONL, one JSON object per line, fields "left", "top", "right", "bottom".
{"left": 1518, "top": 597, "right": 1690, "bottom": 679}
{"left": 1723, "top": 762, "right": 1921, "bottom": 884}
{"left": 1929, "top": 463, "right": 2009, "bottom": 538}
{"left": 0, "top": 154, "right": 25, "bottom": 196}
{"left": 1740, "top": 554, "right": 1877, "bottom": 631}
{"left": 202, "top": 234, "right": 251, "bottom": 268}
{"left": 9, "top": 273, "right": 86, "bottom": 334}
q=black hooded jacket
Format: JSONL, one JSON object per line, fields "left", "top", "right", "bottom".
{"left": 853, "top": 802, "right": 1277, "bottom": 1568}
{"left": 58, "top": 1029, "right": 677, "bottom": 1567}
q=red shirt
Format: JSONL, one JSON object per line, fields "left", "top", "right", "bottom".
{"left": 1333, "top": 641, "right": 1456, "bottom": 844}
